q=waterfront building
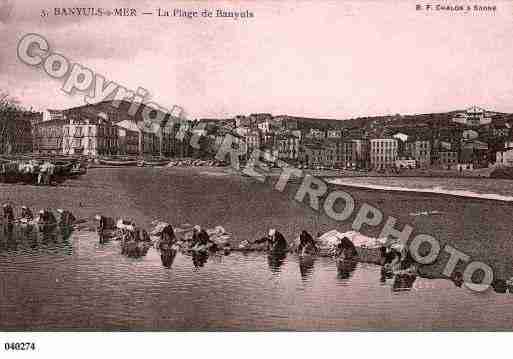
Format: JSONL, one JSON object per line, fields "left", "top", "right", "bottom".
{"left": 352, "top": 138, "right": 370, "bottom": 169}
{"left": 235, "top": 126, "right": 260, "bottom": 156}
{"left": 406, "top": 139, "right": 431, "bottom": 168}
{"left": 370, "top": 138, "right": 398, "bottom": 170}
{"left": 459, "top": 140, "right": 489, "bottom": 168}
{"left": 117, "top": 119, "right": 158, "bottom": 156}
{"left": 432, "top": 150, "right": 458, "bottom": 169}
{"left": 117, "top": 125, "right": 139, "bottom": 155}
{"left": 275, "top": 132, "right": 300, "bottom": 162}
{"left": 341, "top": 140, "right": 357, "bottom": 168}
{"left": 299, "top": 141, "right": 336, "bottom": 168}
{"left": 62, "top": 112, "right": 118, "bottom": 156}
{"left": 160, "top": 119, "right": 183, "bottom": 157}
{"left": 34, "top": 118, "right": 68, "bottom": 154}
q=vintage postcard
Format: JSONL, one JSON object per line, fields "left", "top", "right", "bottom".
{"left": 1, "top": 0, "right": 513, "bottom": 351}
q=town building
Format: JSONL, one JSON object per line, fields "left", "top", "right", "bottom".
{"left": 452, "top": 106, "right": 496, "bottom": 127}
{"left": 117, "top": 125, "right": 139, "bottom": 155}
{"left": 340, "top": 140, "right": 356, "bottom": 168}
{"left": 327, "top": 129, "right": 343, "bottom": 139}
{"left": 62, "top": 112, "right": 118, "bottom": 156}
{"left": 406, "top": 139, "right": 431, "bottom": 168}
{"left": 352, "top": 139, "right": 370, "bottom": 169}
{"left": 275, "top": 132, "right": 300, "bottom": 162}
{"left": 299, "top": 141, "right": 336, "bottom": 168}
{"left": 117, "top": 119, "right": 158, "bottom": 156}
{"left": 255, "top": 114, "right": 275, "bottom": 133}
{"left": 34, "top": 118, "right": 68, "bottom": 154}
{"left": 370, "top": 138, "right": 398, "bottom": 170}
{"left": 235, "top": 126, "right": 260, "bottom": 156}
{"left": 43, "top": 109, "right": 66, "bottom": 122}
{"left": 459, "top": 140, "right": 489, "bottom": 168}
{"left": 305, "top": 128, "right": 326, "bottom": 140}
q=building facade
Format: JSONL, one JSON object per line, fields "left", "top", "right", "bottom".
{"left": 370, "top": 138, "right": 398, "bottom": 170}
{"left": 452, "top": 106, "right": 495, "bottom": 127}
{"left": 62, "top": 113, "right": 118, "bottom": 156}
{"left": 34, "top": 118, "right": 67, "bottom": 154}
{"left": 299, "top": 141, "right": 336, "bottom": 168}
{"left": 406, "top": 140, "right": 431, "bottom": 168}
{"left": 275, "top": 133, "right": 300, "bottom": 162}
{"left": 117, "top": 125, "right": 139, "bottom": 155}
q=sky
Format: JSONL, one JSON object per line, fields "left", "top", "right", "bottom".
{"left": 1, "top": 0, "right": 513, "bottom": 119}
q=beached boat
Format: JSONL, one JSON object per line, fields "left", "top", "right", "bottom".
{"left": 98, "top": 159, "right": 138, "bottom": 166}
{"left": 139, "top": 159, "right": 171, "bottom": 167}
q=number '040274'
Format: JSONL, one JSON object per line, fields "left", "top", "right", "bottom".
{"left": 4, "top": 342, "right": 36, "bottom": 351}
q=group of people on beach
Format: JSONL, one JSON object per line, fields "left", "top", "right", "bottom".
{"left": 0, "top": 160, "right": 56, "bottom": 185}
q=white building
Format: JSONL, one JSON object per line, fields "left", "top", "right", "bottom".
{"left": 43, "top": 109, "right": 66, "bottom": 122}
{"left": 452, "top": 106, "right": 495, "bottom": 126}
{"left": 62, "top": 112, "right": 118, "bottom": 157}
{"left": 117, "top": 119, "right": 158, "bottom": 156}
{"left": 370, "top": 138, "right": 398, "bottom": 170}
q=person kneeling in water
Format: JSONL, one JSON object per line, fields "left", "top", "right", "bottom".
{"left": 37, "top": 209, "right": 57, "bottom": 225}
{"left": 297, "top": 230, "right": 318, "bottom": 255}
{"left": 253, "top": 228, "right": 288, "bottom": 253}
{"left": 191, "top": 225, "right": 218, "bottom": 252}
{"left": 20, "top": 206, "right": 34, "bottom": 222}
{"left": 95, "top": 215, "right": 116, "bottom": 244}
{"left": 2, "top": 204, "right": 14, "bottom": 222}
{"left": 334, "top": 236, "right": 358, "bottom": 260}
{"left": 57, "top": 209, "right": 76, "bottom": 227}
{"left": 158, "top": 224, "right": 177, "bottom": 249}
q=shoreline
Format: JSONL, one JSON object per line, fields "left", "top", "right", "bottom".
{"left": 325, "top": 178, "right": 513, "bottom": 203}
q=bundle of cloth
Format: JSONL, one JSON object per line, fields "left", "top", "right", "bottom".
{"left": 164, "top": 223, "right": 232, "bottom": 251}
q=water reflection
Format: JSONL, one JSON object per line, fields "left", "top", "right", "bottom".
{"left": 0, "top": 223, "right": 73, "bottom": 255}
{"left": 392, "top": 273, "right": 417, "bottom": 292}
{"left": 299, "top": 256, "right": 315, "bottom": 280}
{"left": 160, "top": 249, "right": 177, "bottom": 268}
{"left": 336, "top": 259, "right": 357, "bottom": 281}
{"left": 192, "top": 251, "right": 209, "bottom": 268}
{"left": 267, "top": 252, "right": 287, "bottom": 274}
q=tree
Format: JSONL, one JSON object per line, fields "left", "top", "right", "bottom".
{"left": 0, "top": 91, "right": 25, "bottom": 154}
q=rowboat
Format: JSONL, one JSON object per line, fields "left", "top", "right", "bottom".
{"left": 138, "top": 160, "right": 171, "bottom": 167}
{"left": 98, "top": 159, "right": 139, "bottom": 166}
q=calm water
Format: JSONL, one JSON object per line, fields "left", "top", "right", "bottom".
{"left": 1, "top": 168, "right": 513, "bottom": 330}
